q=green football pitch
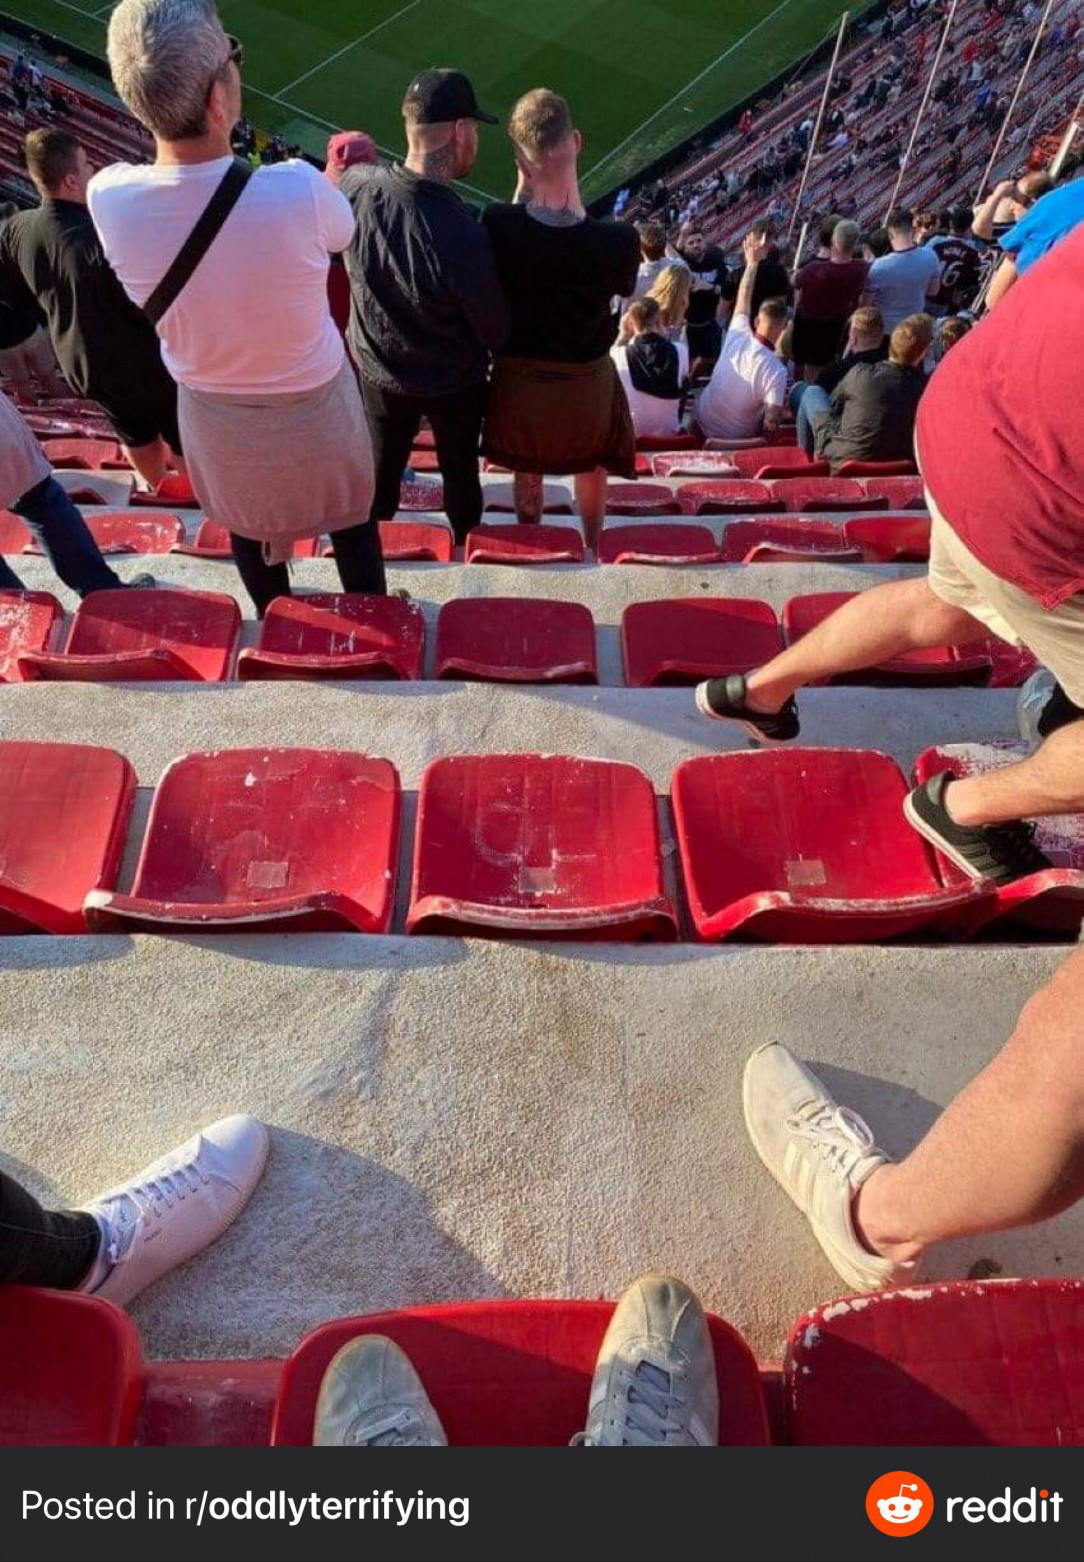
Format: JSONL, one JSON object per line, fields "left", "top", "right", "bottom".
{"left": 5, "top": 0, "right": 866, "bottom": 201}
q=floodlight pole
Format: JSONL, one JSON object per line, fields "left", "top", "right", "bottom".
{"left": 975, "top": 0, "right": 1058, "bottom": 202}
{"left": 786, "top": 12, "right": 850, "bottom": 245}
{"left": 1050, "top": 86, "right": 1084, "bottom": 179}
{"left": 883, "top": 0, "right": 961, "bottom": 221}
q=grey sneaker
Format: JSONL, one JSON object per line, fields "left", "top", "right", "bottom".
{"left": 127, "top": 572, "right": 157, "bottom": 590}
{"left": 574, "top": 1274, "right": 719, "bottom": 1446}
{"left": 313, "top": 1336, "right": 448, "bottom": 1447}
{"left": 743, "top": 1043, "right": 902, "bottom": 1293}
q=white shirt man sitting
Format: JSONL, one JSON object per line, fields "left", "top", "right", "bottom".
{"left": 611, "top": 296, "right": 688, "bottom": 439}
{"left": 694, "top": 231, "right": 789, "bottom": 440}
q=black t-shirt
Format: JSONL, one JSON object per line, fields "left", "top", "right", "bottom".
{"left": 751, "top": 251, "right": 794, "bottom": 315}
{"left": 815, "top": 341, "right": 888, "bottom": 395}
{"left": 675, "top": 243, "right": 728, "bottom": 327}
{"left": 926, "top": 235, "right": 982, "bottom": 311}
{"left": 816, "top": 359, "right": 927, "bottom": 471}
{"left": 481, "top": 204, "right": 639, "bottom": 362}
{"left": 0, "top": 272, "right": 43, "bottom": 349}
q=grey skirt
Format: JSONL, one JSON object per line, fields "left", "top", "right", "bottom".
{"left": 178, "top": 357, "right": 375, "bottom": 564}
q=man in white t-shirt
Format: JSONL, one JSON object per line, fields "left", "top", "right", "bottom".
{"left": 611, "top": 296, "right": 688, "bottom": 439}
{"left": 694, "top": 231, "right": 789, "bottom": 441}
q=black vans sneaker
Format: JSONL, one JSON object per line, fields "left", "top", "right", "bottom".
{"left": 903, "top": 772, "right": 1052, "bottom": 886}
{"left": 694, "top": 674, "right": 800, "bottom": 746}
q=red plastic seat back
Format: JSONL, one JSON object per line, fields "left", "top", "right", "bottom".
{"left": 131, "top": 472, "right": 198, "bottom": 507}
{"left": 0, "top": 512, "right": 33, "bottom": 554}
{"left": 465, "top": 524, "right": 585, "bottom": 565}
{"left": 379, "top": 521, "right": 454, "bottom": 562}
{"left": 784, "top": 591, "right": 991, "bottom": 683}
{"left": 774, "top": 478, "right": 880, "bottom": 512}
{"left": 0, "top": 590, "right": 63, "bottom": 682}
{"left": 272, "top": 1299, "right": 769, "bottom": 1446}
{"left": 83, "top": 512, "right": 184, "bottom": 554}
{"left": 175, "top": 520, "right": 319, "bottom": 559}
{"left": 861, "top": 476, "right": 927, "bottom": 509}
{"left": 835, "top": 458, "right": 916, "bottom": 477}
{"left": 604, "top": 483, "right": 681, "bottom": 516}
{"left": 597, "top": 524, "right": 718, "bottom": 563}
{"left": 41, "top": 438, "right": 126, "bottom": 469}
{"left": 786, "top": 1280, "right": 1084, "bottom": 1445}
{"left": 676, "top": 479, "right": 778, "bottom": 514}
{"left": 842, "top": 515, "right": 931, "bottom": 562}
{"left": 635, "top": 430, "right": 701, "bottom": 451}
{"left": 435, "top": 597, "right": 597, "bottom": 683}
{"left": 0, "top": 1288, "right": 143, "bottom": 1446}
{"left": 50, "top": 588, "right": 240, "bottom": 682}
{"left": 719, "top": 519, "right": 858, "bottom": 564}
{"left": 731, "top": 446, "right": 813, "bottom": 478}
{"left": 242, "top": 593, "right": 425, "bottom": 681}
{"left": 622, "top": 597, "right": 781, "bottom": 686}
{"left": 651, "top": 453, "right": 738, "bottom": 478}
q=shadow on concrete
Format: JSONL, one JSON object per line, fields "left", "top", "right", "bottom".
{"left": 804, "top": 1060, "right": 943, "bottom": 1162}
{"left": 0, "top": 933, "right": 133, "bottom": 973}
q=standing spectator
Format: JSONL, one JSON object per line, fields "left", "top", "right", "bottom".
{"left": 793, "top": 312, "right": 933, "bottom": 471}
{"left": 481, "top": 89, "right": 639, "bottom": 545}
{"left": 791, "top": 218, "right": 869, "bottom": 377}
{"left": 611, "top": 297, "right": 688, "bottom": 439}
{"left": 693, "top": 231, "right": 789, "bottom": 442}
{"left": 342, "top": 70, "right": 509, "bottom": 546}
{"left": 747, "top": 218, "right": 793, "bottom": 316}
{"left": 644, "top": 262, "right": 691, "bottom": 340}
{"left": 972, "top": 171, "right": 1054, "bottom": 244}
{"left": 0, "top": 128, "right": 181, "bottom": 487}
{"left": 670, "top": 224, "right": 729, "bottom": 367}
{"left": 91, "top": 0, "right": 382, "bottom": 617}
{"left": 863, "top": 207, "right": 940, "bottom": 332}
{"left": 622, "top": 220, "right": 675, "bottom": 306}
{"left": 324, "top": 130, "right": 380, "bottom": 189}
{"left": 0, "top": 200, "right": 68, "bottom": 398}
{"left": 926, "top": 207, "right": 983, "bottom": 313}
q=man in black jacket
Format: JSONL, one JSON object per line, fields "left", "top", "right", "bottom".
{"left": 0, "top": 130, "right": 181, "bottom": 488}
{"left": 342, "top": 70, "right": 510, "bottom": 543}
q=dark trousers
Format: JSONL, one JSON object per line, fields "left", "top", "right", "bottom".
{"left": 0, "top": 475, "right": 121, "bottom": 597}
{"left": 230, "top": 522, "right": 387, "bottom": 619}
{"left": 0, "top": 1169, "right": 99, "bottom": 1289}
{"left": 362, "top": 379, "right": 487, "bottom": 543}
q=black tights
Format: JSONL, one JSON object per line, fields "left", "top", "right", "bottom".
{"left": 0, "top": 1169, "right": 99, "bottom": 1289}
{"left": 230, "top": 521, "right": 387, "bottom": 618}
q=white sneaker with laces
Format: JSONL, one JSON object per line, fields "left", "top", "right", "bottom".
{"left": 79, "top": 1114, "right": 269, "bottom": 1306}
{"left": 574, "top": 1274, "right": 719, "bottom": 1446}
{"left": 743, "top": 1043, "right": 903, "bottom": 1293}
{"left": 313, "top": 1336, "right": 448, "bottom": 1447}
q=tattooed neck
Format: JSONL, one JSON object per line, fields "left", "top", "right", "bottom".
{"left": 526, "top": 201, "right": 584, "bottom": 227}
{"left": 408, "top": 144, "right": 457, "bottom": 184}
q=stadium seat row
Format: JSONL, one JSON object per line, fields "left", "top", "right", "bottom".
{"left": 1, "top": 741, "right": 1079, "bottom": 943}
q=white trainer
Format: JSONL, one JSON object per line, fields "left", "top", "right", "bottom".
{"left": 79, "top": 1115, "right": 269, "bottom": 1306}
{"left": 575, "top": 1274, "right": 719, "bottom": 1446}
{"left": 743, "top": 1043, "right": 903, "bottom": 1293}
{"left": 313, "top": 1336, "right": 448, "bottom": 1447}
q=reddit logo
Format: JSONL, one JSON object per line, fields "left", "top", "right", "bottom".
{"left": 866, "top": 1471, "right": 935, "bottom": 1537}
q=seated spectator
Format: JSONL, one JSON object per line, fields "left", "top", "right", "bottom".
{"left": 92, "top": 1, "right": 384, "bottom": 618}
{"left": 863, "top": 207, "right": 940, "bottom": 332}
{"left": 926, "top": 312, "right": 972, "bottom": 374}
{"left": 643, "top": 261, "right": 691, "bottom": 340}
{"left": 0, "top": 128, "right": 181, "bottom": 488}
{"left": 611, "top": 297, "right": 688, "bottom": 439}
{"left": 790, "top": 305, "right": 886, "bottom": 442}
{"left": 926, "top": 207, "right": 983, "bottom": 314}
{"left": 693, "top": 231, "right": 789, "bottom": 442}
{"left": 0, "top": 1115, "right": 267, "bottom": 1305}
{"left": 985, "top": 168, "right": 1084, "bottom": 310}
{"left": 314, "top": 1274, "right": 719, "bottom": 1446}
{"left": 481, "top": 89, "right": 639, "bottom": 546}
{"left": 795, "top": 313, "right": 932, "bottom": 470}
{"left": 791, "top": 219, "right": 869, "bottom": 377}
{"left": 669, "top": 223, "right": 728, "bottom": 366}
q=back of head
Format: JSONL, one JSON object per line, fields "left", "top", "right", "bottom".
{"left": 886, "top": 205, "right": 913, "bottom": 241}
{"left": 24, "top": 127, "right": 81, "bottom": 195}
{"left": 864, "top": 226, "right": 890, "bottom": 258}
{"left": 850, "top": 305, "right": 884, "bottom": 347}
{"left": 646, "top": 262, "right": 691, "bottom": 326}
{"left": 950, "top": 205, "right": 973, "bottom": 236}
{"left": 108, "top": 0, "right": 227, "bottom": 140}
{"left": 832, "top": 218, "right": 860, "bottom": 258}
{"left": 508, "top": 88, "right": 575, "bottom": 175}
{"left": 1020, "top": 169, "right": 1054, "bottom": 203}
{"left": 938, "top": 315, "right": 971, "bottom": 354}
{"left": 638, "top": 220, "right": 666, "bottom": 261}
{"left": 750, "top": 217, "right": 776, "bottom": 247}
{"left": 890, "top": 312, "right": 933, "bottom": 366}
{"left": 755, "top": 296, "right": 789, "bottom": 344}
{"left": 817, "top": 212, "right": 842, "bottom": 249}
{"left": 625, "top": 297, "right": 661, "bottom": 334}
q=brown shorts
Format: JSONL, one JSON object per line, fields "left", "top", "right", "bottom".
{"left": 482, "top": 353, "right": 636, "bottom": 477}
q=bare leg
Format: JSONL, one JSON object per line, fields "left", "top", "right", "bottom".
{"left": 743, "top": 577, "right": 991, "bottom": 713}
{"left": 944, "top": 719, "right": 1084, "bottom": 825}
{"left": 513, "top": 471, "right": 543, "bottom": 524}
{"left": 574, "top": 467, "right": 607, "bottom": 552}
{"left": 122, "top": 437, "right": 171, "bottom": 489}
{"left": 854, "top": 950, "right": 1084, "bottom": 1264}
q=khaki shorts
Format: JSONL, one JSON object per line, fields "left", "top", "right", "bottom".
{"left": 926, "top": 488, "right": 1084, "bottom": 705}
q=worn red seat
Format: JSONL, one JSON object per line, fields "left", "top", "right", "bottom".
{"left": 731, "top": 446, "right": 816, "bottom": 479}
{"left": 0, "top": 741, "right": 135, "bottom": 934}
{"left": 408, "top": 754, "right": 676, "bottom": 940}
{"left": 597, "top": 524, "right": 718, "bottom": 564}
{"left": 19, "top": 588, "right": 240, "bottom": 683}
{"left": 0, "top": 1289, "right": 143, "bottom": 1446}
{"left": 32, "top": 512, "right": 184, "bottom": 555}
{"left": 130, "top": 472, "right": 199, "bottom": 508}
{"left": 238, "top": 593, "right": 425, "bottom": 682}
{"left": 651, "top": 452, "right": 738, "bottom": 478}
{"left": 271, "top": 1298, "right": 768, "bottom": 1447}
{"left": 399, "top": 479, "right": 445, "bottom": 512}
{"left": 482, "top": 482, "right": 573, "bottom": 514}
{"left": 604, "top": 483, "right": 681, "bottom": 516}
{"left": 842, "top": 514, "right": 931, "bottom": 562}
{"left": 676, "top": 479, "right": 781, "bottom": 514}
{"left": 835, "top": 458, "right": 916, "bottom": 477}
{"left": 914, "top": 741, "right": 1084, "bottom": 935}
{"left": 671, "top": 748, "right": 992, "bottom": 942}
{"left": 634, "top": 430, "right": 701, "bottom": 451}
{"left": 773, "top": 478, "right": 884, "bottom": 512}
{"left": 860, "top": 476, "right": 927, "bottom": 509}
{"left": 407, "top": 449, "right": 441, "bottom": 472}
{"left": 704, "top": 436, "right": 766, "bottom": 451}
{"left": 621, "top": 597, "right": 781, "bottom": 686}
{"left": 85, "top": 748, "right": 400, "bottom": 934}
{"left": 784, "top": 592, "right": 993, "bottom": 684}
{"left": 466, "top": 524, "right": 585, "bottom": 565}
{"left": 173, "top": 519, "right": 320, "bottom": 559}
{"left": 718, "top": 519, "right": 860, "bottom": 564}
{"left": 412, "top": 427, "right": 435, "bottom": 450}
{"left": 436, "top": 597, "right": 596, "bottom": 684}
{"left": 378, "top": 520, "right": 454, "bottom": 562}
{"left": 0, "top": 512, "right": 33, "bottom": 553}
{"left": 41, "top": 438, "right": 128, "bottom": 469}
{"left": 786, "top": 1279, "right": 1084, "bottom": 1446}
{"left": 0, "top": 590, "right": 63, "bottom": 682}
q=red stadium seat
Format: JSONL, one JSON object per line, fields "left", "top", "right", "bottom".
{"left": 0, "top": 513, "right": 32, "bottom": 553}
{"left": 238, "top": 593, "right": 425, "bottom": 682}
{"left": 834, "top": 459, "right": 916, "bottom": 477}
{"left": 621, "top": 597, "right": 781, "bottom": 686}
{"left": 604, "top": 483, "right": 681, "bottom": 516}
{"left": 731, "top": 447, "right": 816, "bottom": 479}
{"left": 41, "top": 438, "right": 128, "bottom": 469}
{"left": 407, "top": 449, "right": 441, "bottom": 472}
{"left": 786, "top": 1280, "right": 1084, "bottom": 1446}
{"left": 408, "top": 754, "right": 676, "bottom": 940}
{"left": 378, "top": 521, "right": 454, "bottom": 562}
{"left": 271, "top": 1299, "right": 769, "bottom": 1447}
{"left": 19, "top": 587, "right": 241, "bottom": 683}
{"left": 773, "top": 478, "right": 884, "bottom": 512}
{"left": 173, "top": 520, "right": 320, "bottom": 559}
{"left": 435, "top": 597, "right": 597, "bottom": 684}
{"left": 784, "top": 591, "right": 992, "bottom": 684}
{"left": 399, "top": 479, "right": 445, "bottom": 512}
{"left": 842, "top": 515, "right": 931, "bottom": 562}
{"left": 465, "top": 524, "right": 586, "bottom": 565}
{"left": 29, "top": 512, "right": 184, "bottom": 555}
{"left": 482, "top": 483, "right": 574, "bottom": 514}
{"left": 704, "top": 436, "right": 766, "bottom": 451}
{"left": 0, "top": 590, "right": 63, "bottom": 682}
{"left": 597, "top": 524, "right": 718, "bottom": 564}
{"left": 671, "top": 749, "right": 993, "bottom": 943}
{"left": 130, "top": 472, "right": 199, "bottom": 507}
{"left": 85, "top": 748, "right": 401, "bottom": 934}
{"left": 718, "top": 519, "right": 861, "bottom": 564}
{"left": 651, "top": 452, "right": 739, "bottom": 478}
{"left": 860, "top": 476, "right": 927, "bottom": 510}
{"left": 676, "top": 480, "right": 782, "bottom": 514}
{"left": 913, "top": 741, "right": 1084, "bottom": 935}
{"left": 0, "top": 741, "right": 135, "bottom": 934}
{"left": 0, "top": 1289, "right": 143, "bottom": 1446}
{"left": 412, "top": 427, "right": 435, "bottom": 450}
{"left": 634, "top": 431, "right": 701, "bottom": 451}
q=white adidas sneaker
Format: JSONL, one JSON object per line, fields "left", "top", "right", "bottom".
{"left": 313, "top": 1336, "right": 448, "bottom": 1447}
{"left": 743, "top": 1044, "right": 903, "bottom": 1293}
{"left": 79, "top": 1115, "right": 269, "bottom": 1306}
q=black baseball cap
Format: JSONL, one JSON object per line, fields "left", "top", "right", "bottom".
{"left": 402, "top": 68, "right": 498, "bottom": 126}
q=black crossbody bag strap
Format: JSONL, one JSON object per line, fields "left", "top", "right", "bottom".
{"left": 142, "top": 158, "right": 252, "bottom": 326}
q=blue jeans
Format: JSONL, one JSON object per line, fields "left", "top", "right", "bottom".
{"left": 790, "top": 382, "right": 832, "bottom": 457}
{"left": 0, "top": 475, "right": 121, "bottom": 596}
